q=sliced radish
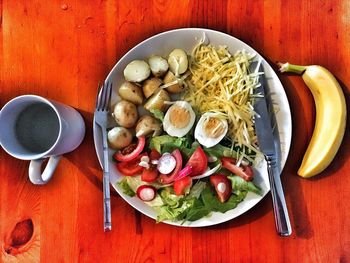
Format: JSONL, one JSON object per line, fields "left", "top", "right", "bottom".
{"left": 159, "top": 149, "right": 183, "bottom": 184}
{"left": 157, "top": 153, "right": 176, "bottom": 175}
{"left": 136, "top": 185, "right": 157, "bottom": 201}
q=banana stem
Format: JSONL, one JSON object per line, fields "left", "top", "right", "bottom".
{"left": 278, "top": 62, "right": 307, "bottom": 75}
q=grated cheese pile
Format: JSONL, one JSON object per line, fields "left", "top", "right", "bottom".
{"left": 183, "top": 41, "right": 261, "bottom": 157}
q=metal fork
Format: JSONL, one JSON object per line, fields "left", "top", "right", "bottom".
{"left": 94, "top": 81, "right": 113, "bottom": 231}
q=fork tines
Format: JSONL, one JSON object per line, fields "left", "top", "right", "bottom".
{"left": 96, "top": 82, "right": 113, "bottom": 111}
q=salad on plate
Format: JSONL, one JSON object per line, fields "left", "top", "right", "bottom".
{"left": 107, "top": 36, "right": 265, "bottom": 223}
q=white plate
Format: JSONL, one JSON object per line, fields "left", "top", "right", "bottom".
{"left": 93, "top": 28, "right": 292, "bottom": 227}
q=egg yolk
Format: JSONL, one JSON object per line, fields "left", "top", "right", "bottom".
{"left": 169, "top": 105, "right": 190, "bottom": 128}
{"left": 203, "top": 117, "right": 225, "bottom": 138}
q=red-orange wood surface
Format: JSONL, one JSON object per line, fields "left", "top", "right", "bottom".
{"left": 1, "top": 1, "right": 350, "bottom": 262}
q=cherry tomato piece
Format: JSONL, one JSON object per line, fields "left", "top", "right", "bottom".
{"left": 173, "top": 176, "right": 193, "bottom": 196}
{"left": 141, "top": 167, "right": 159, "bottom": 182}
{"left": 186, "top": 146, "right": 208, "bottom": 176}
{"left": 210, "top": 174, "right": 232, "bottom": 203}
{"left": 114, "top": 136, "right": 146, "bottom": 162}
{"left": 149, "top": 149, "right": 161, "bottom": 161}
{"left": 221, "top": 157, "right": 254, "bottom": 181}
{"left": 116, "top": 153, "right": 147, "bottom": 176}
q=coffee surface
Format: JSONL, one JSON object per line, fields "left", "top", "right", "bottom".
{"left": 15, "top": 103, "right": 60, "bottom": 153}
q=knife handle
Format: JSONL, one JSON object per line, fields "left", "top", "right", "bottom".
{"left": 266, "top": 156, "right": 292, "bottom": 236}
{"left": 102, "top": 128, "right": 112, "bottom": 232}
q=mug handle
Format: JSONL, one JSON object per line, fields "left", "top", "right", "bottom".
{"left": 28, "top": 156, "right": 62, "bottom": 185}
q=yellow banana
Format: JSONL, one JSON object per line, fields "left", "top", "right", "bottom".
{"left": 279, "top": 63, "right": 347, "bottom": 178}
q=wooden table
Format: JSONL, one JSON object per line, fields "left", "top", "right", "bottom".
{"left": 1, "top": 1, "right": 349, "bottom": 262}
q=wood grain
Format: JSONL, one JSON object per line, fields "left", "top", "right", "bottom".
{"left": 1, "top": 0, "right": 350, "bottom": 262}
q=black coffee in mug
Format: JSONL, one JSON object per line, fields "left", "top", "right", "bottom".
{"left": 15, "top": 103, "right": 60, "bottom": 153}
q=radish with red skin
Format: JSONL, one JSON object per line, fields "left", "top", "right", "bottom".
{"left": 157, "top": 153, "right": 176, "bottom": 174}
{"left": 136, "top": 185, "right": 157, "bottom": 201}
{"left": 159, "top": 149, "right": 183, "bottom": 184}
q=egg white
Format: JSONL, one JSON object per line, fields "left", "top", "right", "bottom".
{"left": 163, "top": 101, "right": 196, "bottom": 137}
{"left": 195, "top": 112, "right": 228, "bottom": 148}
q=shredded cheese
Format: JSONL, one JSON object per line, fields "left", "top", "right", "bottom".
{"left": 183, "top": 41, "right": 261, "bottom": 156}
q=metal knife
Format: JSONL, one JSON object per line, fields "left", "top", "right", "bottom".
{"left": 253, "top": 62, "right": 292, "bottom": 236}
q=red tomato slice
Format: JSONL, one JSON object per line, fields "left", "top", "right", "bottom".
{"left": 159, "top": 149, "right": 183, "bottom": 184}
{"left": 221, "top": 157, "right": 254, "bottom": 181}
{"left": 114, "top": 136, "right": 146, "bottom": 162}
{"left": 149, "top": 149, "right": 161, "bottom": 161}
{"left": 116, "top": 153, "right": 147, "bottom": 176}
{"left": 186, "top": 146, "right": 208, "bottom": 176}
{"left": 141, "top": 167, "right": 159, "bottom": 182}
{"left": 210, "top": 174, "right": 232, "bottom": 203}
{"left": 173, "top": 176, "right": 193, "bottom": 196}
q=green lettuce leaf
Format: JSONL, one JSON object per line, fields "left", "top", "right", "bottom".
{"left": 201, "top": 187, "right": 247, "bottom": 213}
{"left": 182, "top": 198, "right": 211, "bottom": 222}
{"left": 154, "top": 198, "right": 195, "bottom": 222}
{"left": 150, "top": 109, "right": 164, "bottom": 122}
{"left": 228, "top": 175, "right": 262, "bottom": 195}
{"left": 204, "top": 144, "right": 238, "bottom": 159}
{"left": 159, "top": 187, "right": 183, "bottom": 207}
{"left": 117, "top": 177, "right": 135, "bottom": 197}
{"left": 149, "top": 135, "right": 192, "bottom": 154}
{"left": 153, "top": 182, "right": 208, "bottom": 222}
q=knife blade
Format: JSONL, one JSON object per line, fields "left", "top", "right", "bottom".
{"left": 253, "top": 61, "right": 292, "bottom": 236}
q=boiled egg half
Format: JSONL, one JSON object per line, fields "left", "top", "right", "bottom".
{"left": 195, "top": 112, "right": 228, "bottom": 148}
{"left": 163, "top": 101, "right": 195, "bottom": 137}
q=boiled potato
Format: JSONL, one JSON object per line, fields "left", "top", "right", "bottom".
{"left": 163, "top": 71, "right": 183, "bottom": 93}
{"left": 124, "top": 60, "right": 150, "bottom": 82}
{"left": 135, "top": 115, "right": 162, "bottom": 137}
{"left": 148, "top": 55, "right": 169, "bottom": 77}
{"left": 118, "top": 81, "right": 144, "bottom": 105}
{"left": 108, "top": 127, "right": 133, "bottom": 149}
{"left": 168, "top": 49, "right": 188, "bottom": 76}
{"left": 113, "top": 100, "right": 138, "bottom": 128}
{"left": 144, "top": 89, "right": 170, "bottom": 112}
{"left": 142, "top": 77, "right": 162, "bottom": 98}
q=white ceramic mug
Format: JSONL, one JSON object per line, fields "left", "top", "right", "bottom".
{"left": 0, "top": 95, "right": 85, "bottom": 184}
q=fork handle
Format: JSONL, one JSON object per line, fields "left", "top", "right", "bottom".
{"left": 266, "top": 156, "right": 292, "bottom": 236}
{"left": 103, "top": 171, "right": 112, "bottom": 231}
{"left": 102, "top": 129, "right": 112, "bottom": 232}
